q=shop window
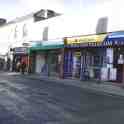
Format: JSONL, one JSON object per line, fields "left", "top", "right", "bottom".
{"left": 42, "top": 27, "right": 48, "bottom": 41}
{"left": 94, "top": 56, "right": 103, "bottom": 66}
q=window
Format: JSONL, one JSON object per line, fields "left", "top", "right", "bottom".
{"left": 14, "top": 25, "right": 18, "bottom": 39}
{"left": 22, "top": 24, "right": 28, "bottom": 37}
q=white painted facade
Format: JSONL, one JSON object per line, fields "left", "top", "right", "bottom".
{"left": 9, "top": 17, "right": 34, "bottom": 48}
{"left": 0, "top": 15, "right": 34, "bottom": 54}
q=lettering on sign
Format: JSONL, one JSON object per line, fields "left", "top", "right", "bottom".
{"left": 14, "top": 47, "right": 28, "bottom": 54}
{"left": 66, "top": 34, "right": 107, "bottom": 45}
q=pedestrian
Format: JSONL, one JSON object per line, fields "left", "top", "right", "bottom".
{"left": 21, "top": 61, "right": 26, "bottom": 74}
{"left": 16, "top": 61, "right": 21, "bottom": 72}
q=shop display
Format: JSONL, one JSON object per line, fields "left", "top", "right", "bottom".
{"left": 109, "top": 68, "right": 117, "bottom": 81}
{"left": 64, "top": 52, "right": 73, "bottom": 77}
{"left": 101, "top": 68, "right": 109, "bottom": 81}
{"left": 118, "top": 54, "right": 124, "bottom": 64}
{"left": 72, "top": 52, "right": 81, "bottom": 78}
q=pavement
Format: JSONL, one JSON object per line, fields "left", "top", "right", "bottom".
{"left": 16, "top": 72, "right": 124, "bottom": 98}
{"left": 0, "top": 72, "right": 124, "bottom": 123}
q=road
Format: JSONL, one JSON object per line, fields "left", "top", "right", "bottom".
{"left": 0, "top": 73, "right": 124, "bottom": 124}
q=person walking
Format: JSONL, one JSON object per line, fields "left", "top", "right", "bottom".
{"left": 16, "top": 61, "right": 21, "bottom": 72}
{"left": 21, "top": 61, "right": 26, "bottom": 74}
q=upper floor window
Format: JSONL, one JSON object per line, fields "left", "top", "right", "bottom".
{"left": 14, "top": 25, "right": 18, "bottom": 39}
{"left": 22, "top": 24, "right": 28, "bottom": 37}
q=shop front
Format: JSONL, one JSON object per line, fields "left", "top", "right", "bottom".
{"left": 64, "top": 33, "right": 107, "bottom": 81}
{"left": 103, "top": 31, "right": 124, "bottom": 83}
{"left": 12, "top": 47, "right": 28, "bottom": 72}
{"left": 29, "top": 39, "right": 64, "bottom": 77}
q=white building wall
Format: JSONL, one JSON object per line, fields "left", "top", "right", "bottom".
{"left": 48, "top": 15, "right": 98, "bottom": 39}
{"left": 9, "top": 17, "right": 34, "bottom": 48}
{"left": 29, "top": 15, "right": 98, "bottom": 40}
{"left": 30, "top": 19, "right": 50, "bottom": 41}
{"left": 0, "top": 16, "right": 34, "bottom": 54}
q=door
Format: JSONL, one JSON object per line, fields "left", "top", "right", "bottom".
{"left": 72, "top": 51, "right": 81, "bottom": 78}
{"left": 47, "top": 52, "right": 59, "bottom": 77}
{"left": 35, "top": 54, "right": 45, "bottom": 73}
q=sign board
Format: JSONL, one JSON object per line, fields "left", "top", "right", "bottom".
{"left": 75, "top": 52, "right": 81, "bottom": 57}
{"left": 104, "top": 32, "right": 124, "bottom": 45}
{"left": 108, "top": 32, "right": 124, "bottom": 38}
{"left": 31, "top": 39, "right": 63, "bottom": 47}
{"left": 42, "top": 40, "right": 63, "bottom": 46}
{"left": 65, "top": 34, "right": 107, "bottom": 45}
{"left": 14, "top": 47, "right": 28, "bottom": 54}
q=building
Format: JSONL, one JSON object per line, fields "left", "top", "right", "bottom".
{"left": 63, "top": 33, "right": 107, "bottom": 81}
{"left": 29, "top": 39, "right": 64, "bottom": 77}
{"left": 0, "top": 3, "right": 124, "bottom": 83}
{"left": 0, "top": 9, "right": 61, "bottom": 72}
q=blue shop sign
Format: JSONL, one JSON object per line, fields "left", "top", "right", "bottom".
{"left": 14, "top": 47, "right": 28, "bottom": 54}
{"left": 104, "top": 32, "right": 124, "bottom": 45}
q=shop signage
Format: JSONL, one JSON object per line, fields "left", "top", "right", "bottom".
{"left": 108, "top": 32, "right": 124, "bottom": 38}
{"left": 103, "top": 32, "right": 124, "bottom": 45}
{"left": 65, "top": 34, "right": 107, "bottom": 45}
{"left": 42, "top": 40, "right": 63, "bottom": 46}
{"left": 14, "top": 47, "right": 28, "bottom": 54}
{"left": 75, "top": 52, "right": 81, "bottom": 57}
{"left": 30, "top": 39, "right": 64, "bottom": 52}
{"left": 32, "top": 39, "right": 63, "bottom": 47}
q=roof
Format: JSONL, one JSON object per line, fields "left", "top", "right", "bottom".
{"left": 0, "top": 9, "right": 61, "bottom": 28}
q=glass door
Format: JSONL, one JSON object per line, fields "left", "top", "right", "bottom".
{"left": 47, "top": 51, "right": 59, "bottom": 77}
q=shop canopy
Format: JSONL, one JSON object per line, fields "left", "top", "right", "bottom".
{"left": 103, "top": 32, "right": 124, "bottom": 45}
{"left": 29, "top": 40, "right": 64, "bottom": 54}
{"left": 65, "top": 32, "right": 124, "bottom": 48}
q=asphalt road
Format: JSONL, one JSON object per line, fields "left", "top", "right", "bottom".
{"left": 0, "top": 73, "right": 124, "bottom": 124}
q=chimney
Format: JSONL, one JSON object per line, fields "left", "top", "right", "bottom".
{"left": 96, "top": 17, "right": 108, "bottom": 34}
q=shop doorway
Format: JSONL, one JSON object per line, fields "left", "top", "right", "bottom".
{"left": 72, "top": 51, "right": 81, "bottom": 78}
{"left": 80, "top": 48, "right": 105, "bottom": 81}
{"left": 47, "top": 51, "right": 61, "bottom": 77}
{"left": 35, "top": 54, "right": 45, "bottom": 73}
{"left": 13, "top": 55, "right": 28, "bottom": 72}
{"left": 114, "top": 47, "right": 124, "bottom": 83}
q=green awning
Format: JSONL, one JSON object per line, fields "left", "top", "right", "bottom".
{"left": 29, "top": 39, "right": 64, "bottom": 54}
{"left": 29, "top": 44, "right": 64, "bottom": 54}
{"left": 30, "top": 44, "right": 64, "bottom": 51}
